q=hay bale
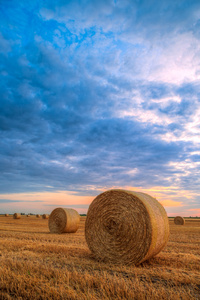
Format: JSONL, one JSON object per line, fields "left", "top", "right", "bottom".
{"left": 5, "top": 214, "right": 9, "bottom": 217}
{"left": 26, "top": 215, "right": 30, "bottom": 217}
{"left": 36, "top": 214, "right": 40, "bottom": 218}
{"left": 85, "top": 189, "right": 169, "bottom": 265}
{"left": 48, "top": 208, "right": 80, "bottom": 233}
{"left": 42, "top": 214, "right": 49, "bottom": 219}
{"left": 174, "top": 216, "right": 185, "bottom": 225}
{"left": 13, "top": 213, "right": 21, "bottom": 219}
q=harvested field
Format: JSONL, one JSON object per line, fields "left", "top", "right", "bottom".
{"left": 0, "top": 215, "right": 199, "bottom": 300}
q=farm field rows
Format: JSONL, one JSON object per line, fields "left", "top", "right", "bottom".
{"left": 0, "top": 216, "right": 199, "bottom": 299}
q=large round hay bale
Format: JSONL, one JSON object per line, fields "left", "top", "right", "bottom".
{"left": 85, "top": 189, "right": 169, "bottom": 265}
{"left": 174, "top": 216, "right": 185, "bottom": 225}
{"left": 48, "top": 208, "right": 80, "bottom": 233}
{"left": 13, "top": 213, "right": 21, "bottom": 219}
{"left": 5, "top": 214, "right": 9, "bottom": 217}
{"left": 36, "top": 214, "right": 40, "bottom": 218}
{"left": 42, "top": 214, "right": 49, "bottom": 219}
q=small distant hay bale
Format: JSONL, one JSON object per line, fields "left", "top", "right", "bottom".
{"left": 85, "top": 189, "right": 170, "bottom": 265}
{"left": 36, "top": 214, "right": 40, "bottom": 218}
{"left": 27, "top": 215, "right": 30, "bottom": 217}
{"left": 48, "top": 208, "right": 80, "bottom": 233}
{"left": 13, "top": 213, "right": 21, "bottom": 219}
{"left": 5, "top": 214, "right": 9, "bottom": 217}
{"left": 42, "top": 214, "right": 49, "bottom": 219}
{"left": 174, "top": 216, "right": 185, "bottom": 225}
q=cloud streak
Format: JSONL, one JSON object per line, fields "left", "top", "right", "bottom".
{"left": 0, "top": 199, "right": 43, "bottom": 203}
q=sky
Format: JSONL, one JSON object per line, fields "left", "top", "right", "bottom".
{"left": 0, "top": 0, "right": 200, "bottom": 216}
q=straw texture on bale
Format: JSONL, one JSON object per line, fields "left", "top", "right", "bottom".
{"left": 5, "top": 214, "right": 9, "bottom": 217}
{"left": 48, "top": 208, "right": 80, "bottom": 233}
{"left": 13, "top": 213, "right": 21, "bottom": 219}
{"left": 174, "top": 216, "right": 185, "bottom": 225}
{"left": 85, "top": 189, "right": 169, "bottom": 265}
{"left": 36, "top": 214, "right": 40, "bottom": 218}
{"left": 42, "top": 214, "right": 49, "bottom": 219}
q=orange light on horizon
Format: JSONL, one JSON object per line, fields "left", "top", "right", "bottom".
{"left": 0, "top": 186, "right": 198, "bottom": 215}
{"left": 159, "top": 199, "right": 183, "bottom": 207}
{"left": 0, "top": 190, "right": 94, "bottom": 206}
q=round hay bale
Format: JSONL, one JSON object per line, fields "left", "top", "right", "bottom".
{"left": 85, "top": 189, "right": 169, "bottom": 265}
{"left": 5, "top": 214, "right": 9, "bottom": 217}
{"left": 36, "top": 214, "right": 40, "bottom": 218}
{"left": 42, "top": 214, "right": 49, "bottom": 219}
{"left": 26, "top": 215, "right": 30, "bottom": 217}
{"left": 174, "top": 216, "right": 185, "bottom": 225}
{"left": 13, "top": 213, "right": 21, "bottom": 219}
{"left": 48, "top": 208, "right": 80, "bottom": 233}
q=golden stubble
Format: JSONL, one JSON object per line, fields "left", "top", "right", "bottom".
{"left": 0, "top": 215, "right": 199, "bottom": 299}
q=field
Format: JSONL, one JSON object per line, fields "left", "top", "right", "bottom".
{"left": 0, "top": 216, "right": 199, "bottom": 300}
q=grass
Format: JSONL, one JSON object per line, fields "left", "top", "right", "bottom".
{"left": 0, "top": 216, "right": 199, "bottom": 299}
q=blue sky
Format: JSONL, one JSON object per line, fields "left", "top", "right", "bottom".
{"left": 0, "top": 0, "right": 200, "bottom": 215}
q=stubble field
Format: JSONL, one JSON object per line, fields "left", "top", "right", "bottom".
{"left": 0, "top": 215, "right": 199, "bottom": 300}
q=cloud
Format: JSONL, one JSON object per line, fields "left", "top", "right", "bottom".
{"left": 0, "top": 199, "right": 22, "bottom": 203}
{"left": 0, "top": 0, "right": 200, "bottom": 215}
{"left": 0, "top": 199, "right": 43, "bottom": 203}
{"left": 0, "top": 33, "right": 12, "bottom": 53}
